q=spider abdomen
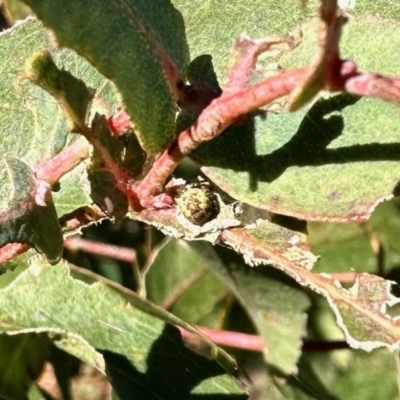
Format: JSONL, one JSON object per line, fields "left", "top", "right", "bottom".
{"left": 176, "top": 185, "right": 220, "bottom": 226}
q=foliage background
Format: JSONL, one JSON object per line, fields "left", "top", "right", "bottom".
{"left": 1, "top": 0, "right": 400, "bottom": 399}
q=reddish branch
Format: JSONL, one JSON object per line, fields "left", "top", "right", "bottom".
{"left": 34, "top": 136, "right": 90, "bottom": 184}
{"left": 134, "top": 59, "right": 400, "bottom": 206}
{"left": 133, "top": 2, "right": 400, "bottom": 207}
{"left": 135, "top": 67, "right": 308, "bottom": 206}
{"left": 345, "top": 73, "right": 400, "bottom": 105}
{"left": 0, "top": 243, "right": 30, "bottom": 264}
{"left": 64, "top": 236, "right": 137, "bottom": 263}
{"left": 179, "top": 325, "right": 349, "bottom": 353}
{"left": 179, "top": 326, "right": 264, "bottom": 352}
{"left": 4, "top": 0, "right": 400, "bottom": 264}
{"left": 14, "top": 2, "right": 400, "bottom": 214}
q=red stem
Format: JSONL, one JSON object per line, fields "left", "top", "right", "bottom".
{"left": 0, "top": 243, "right": 30, "bottom": 264}
{"left": 179, "top": 325, "right": 349, "bottom": 353}
{"left": 64, "top": 237, "right": 136, "bottom": 263}
{"left": 179, "top": 326, "right": 264, "bottom": 352}
{"left": 34, "top": 136, "right": 90, "bottom": 184}
{"left": 135, "top": 67, "right": 308, "bottom": 205}
{"left": 345, "top": 73, "right": 400, "bottom": 105}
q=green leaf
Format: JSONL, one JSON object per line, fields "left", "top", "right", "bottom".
{"left": 25, "top": 51, "right": 94, "bottom": 131}
{"left": 308, "top": 221, "right": 376, "bottom": 274}
{"left": 281, "top": 15, "right": 400, "bottom": 77}
{"left": 332, "top": 273, "right": 400, "bottom": 350}
{"left": 0, "top": 250, "right": 33, "bottom": 277}
{"left": 173, "top": 0, "right": 400, "bottom": 84}
{"left": 0, "top": 257, "right": 247, "bottom": 397}
{"left": 172, "top": 0, "right": 316, "bottom": 83}
{"left": 188, "top": 240, "right": 311, "bottom": 375}
{"left": 0, "top": 18, "right": 125, "bottom": 220}
{"left": 146, "top": 238, "right": 230, "bottom": 326}
{"left": 52, "top": 161, "right": 90, "bottom": 217}
{"left": 369, "top": 197, "right": 400, "bottom": 268}
{"left": 28, "top": 384, "right": 50, "bottom": 400}
{"left": 283, "top": 352, "right": 341, "bottom": 400}
{"left": 4, "top": 0, "right": 32, "bottom": 23}
{"left": 0, "top": 158, "right": 63, "bottom": 263}
{"left": 141, "top": 220, "right": 312, "bottom": 375}
{"left": 194, "top": 15, "right": 400, "bottom": 221}
{"left": 310, "top": 198, "right": 400, "bottom": 276}
{"left": 0, "top": 333, "right": 51, "bottom": 400}
{"left": 102, "top": 329, "right": 246, "bottom": 400}
{"left": 221, "top": 218, "right": 400, "bottom": 351}
{"left": 299, "top": 348, "right": 400, "bottom": 400}
{"left": 331, "top": 349, "right": 399, "bottom": 400}
{"left": 22, "top": 0, "right": 190, "bottom": 154}
{"left": 351, "top": 1, "right": 400, "bottom": 21}
{"left": 0, "top": 19, "right": 67, "bottom": 166}
{"left": 0, "top": 19, "right": 90, "bottom": 227}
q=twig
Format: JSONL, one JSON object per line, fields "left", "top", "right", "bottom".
{"left": 179, "top": 326, "right": 264, "bottom": 352}
{"left": 179, "top": 325, "right": 349, "bottom": 352}
{"left": 0, "top": 242, "right": 30, "bottom": 264}
{"left": 326, "top": 272, "right": 357, "bottom": 283}
{"left": 64, "top": 237, "right": 136, "bottom": 263}
{"left": 34, "top": 136, "right": 90, "bottom": 184}
{"left": 135, "top": 67, "right": 308, "bottom": 205}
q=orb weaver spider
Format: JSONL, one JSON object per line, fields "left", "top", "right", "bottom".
{"left": 175, "top": 181, "right": 220, "bottom": 226}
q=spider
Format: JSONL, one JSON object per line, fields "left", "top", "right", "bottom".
{"left": 175, "top": 181, "right": 220, "bottom": 226}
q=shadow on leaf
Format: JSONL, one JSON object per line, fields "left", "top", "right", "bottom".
{"left": 101, "top": 325, "right": 248, "bottom": 399}
{"left": 193, "top": 94, "right": 400, "bottom": 192}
